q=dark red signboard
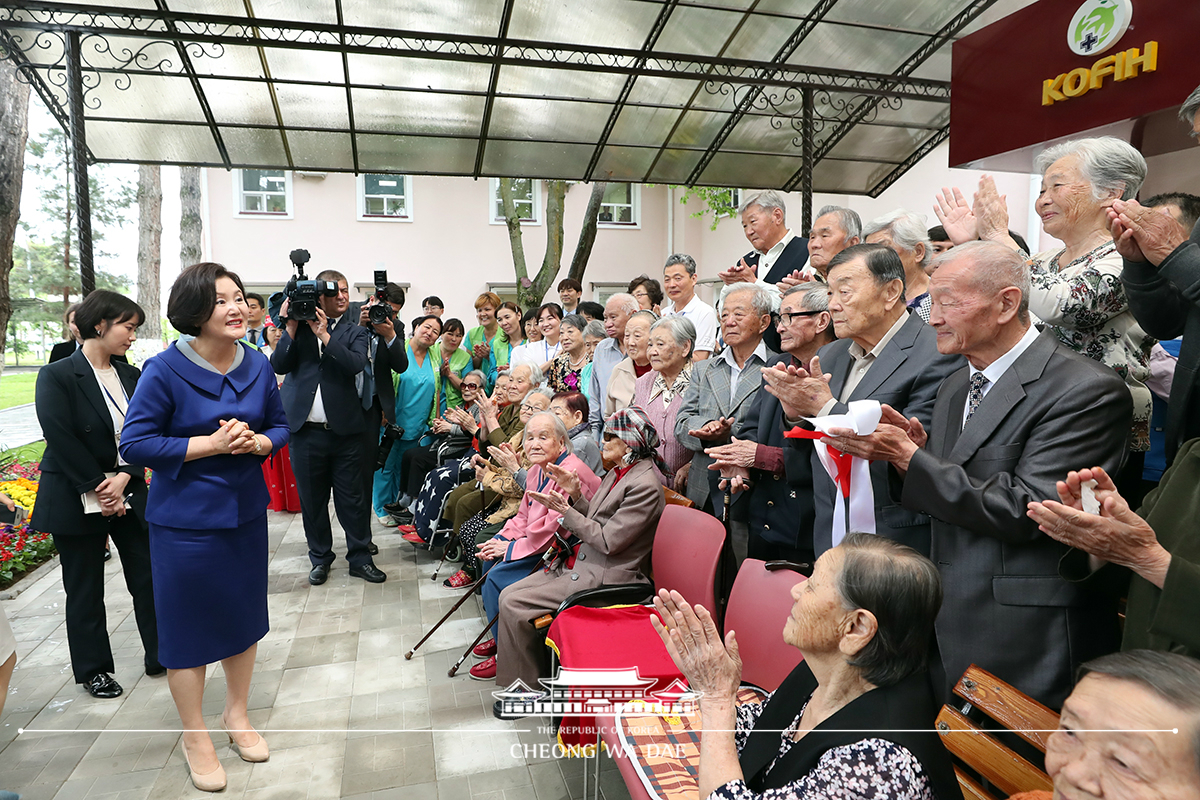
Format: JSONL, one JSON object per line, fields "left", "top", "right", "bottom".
{"left": 949, "top": 0, "right": 1200, "bottom": 167}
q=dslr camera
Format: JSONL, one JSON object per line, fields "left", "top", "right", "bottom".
{"left": 377, "top": 421, "right": 406, "bottom": 469}
{"left": 283, "top": 249, "right": 338, "bottom": 321}
{"left": 368, "top": 269, "right": 394, "bottom": 326}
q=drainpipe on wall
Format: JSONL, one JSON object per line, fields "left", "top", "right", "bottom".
{"left": 666, "top": 186, "right": 674, "bottom": 257}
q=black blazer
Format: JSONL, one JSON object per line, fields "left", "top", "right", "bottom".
{"left": 271, "top": 316, "right": 370, "bottom": 435}
{"left": 741, "top": 661, "right": 963, "bottom": 800}
{"left": 743, "top": 236, "right": 810, "bottom": 285}
{"left": 31, "top": 348, "right": 148, "bottom": 536}
{"left": 346, "top": 301, "right": 410, "bottom": 425}
{"left": 49, "top": 340, "right": 126, "bottom": 365}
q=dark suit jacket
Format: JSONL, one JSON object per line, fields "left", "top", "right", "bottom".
{"left": 32, "top": 348, "right": 148, "bottom": 536}
{"left": 48, "top": 340, "right": 126, "bottom": 365}
{"left": 745, "top": 235, "right": 810, "bottom": 285}
{"left": 1121, "top": 218, "right": 1200, "bottom": 465}
{"left": 271, "top": 316, "right": 370, "bottom": 436}
{"left": 805, "top": 312, "right": 964, "bottom": 556}
{"left": 346, "top": 301, "right": 410, "bottom": 425}
{"left": 899, "top": 329, "right": 1131, "bottom": 708}
{"left": 737, "top": 353, "right": 815, "bottom": 552}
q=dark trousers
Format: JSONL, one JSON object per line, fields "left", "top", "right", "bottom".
{"left": 52, "top": 516, "right": 160, "bottom": 683}
{"left": 403, "top": 443, "right": 441, "bottom": 500}
{"left": 291, "top": 423, "right": 373, "bottom": 569}
{"left": 361, "top": 404, "right": 383, "bottom": 509}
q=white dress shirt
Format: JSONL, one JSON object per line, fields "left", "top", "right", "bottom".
{"left": 661, "top": 294, "right": 719, "bottom": 354}
{"left": 960, "top": 323, "right": 1041, "bottom": 428}
{"left": 718, "top": 339, "right": 770, "bottom": 405}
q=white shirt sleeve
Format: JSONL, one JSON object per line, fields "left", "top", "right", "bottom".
{"left": 692, "top": 305, "right": 719, "bottom": 353}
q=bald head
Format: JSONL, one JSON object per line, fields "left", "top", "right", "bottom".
{"left": 928, "top": 241, "right": 1031, "bottom": 368}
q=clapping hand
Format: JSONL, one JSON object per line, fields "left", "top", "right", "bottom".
{"left": 933, "top": 186, "right": 979, "bottom": 245}
{"left": 1108, "top": 199, "right": 1188, "bottom": 266}
{"left": 760, "top": 356, "right": 834, "bottom": 418}
{"left": 431, "top": 418, "right": 452, "bottom": 435}
{"left": 649, "top": 589, "right": 741, "bottom": 702}
{"left": 776, "top": 270, "right": 811, "bottom": 291}
{"left": 689, "top": 416, "right": 736, "bottom": 442}
{"left": 973, "top": 175, "right": 1013, "bottom": 245}
{"left": 542, "top": 460, "right": 583, "bottom": 501}
{"left": 527, "top": 488, "right": 569, "bottom": 514}
{"left": 718, "top": 258, "right": 757, "bottom": 286}
{"left": 487, "top": 441, "right": 521, "bottom": 474}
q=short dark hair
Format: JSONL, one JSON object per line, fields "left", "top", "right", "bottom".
{"left": 498, "top": 301, "right": 522, "bottom": 318}
{"left": 627, "top": 275, "right": 664, "bottom": 307}
{"left": 538, "top": 302, "right": 564, "bottom": 321}
{"left": 557, "top": 278, "right": 582, "bottom": 293}
{"left": 927, "top": 225, "right": 951, "bottom": 242}
{"left": 836, "top": 533, "right": 942, "bottom": 688}
{"left": 76, "top": 290, "right": 145, "bottom": 339}
{"left": 442, "top": 317, "right": 465, "bottom": 336}
{"left": 245, "top": 292, "right": 265, "bottom": 309}
{"left": 384, "top": 283, "right": 406, "bottom": 307}
{"left": 576, "top": 301, "right": 605, "bottom": 321}
{"left": 422, "top": 295, "right": 444, "bottom": 309}
{"left": 827, "top": 242, "right": 906, "bottom": 291}
{"left": 521, "top": 308, "right": 540, "bottom": 327}
{"left": 410, "top": 314, "right": 442, "bottom": 335}
{"left": 1079, "top": 650, "right": 1200, "bottom": 774}
{"left": 167, "top": 262, "right": 247, "bottom": 336}
{"left": 1145, "top": 192, "right": 1200, "bottom": 231}
{"left": 553, "top": 390, "right": 589, "bottom": 421}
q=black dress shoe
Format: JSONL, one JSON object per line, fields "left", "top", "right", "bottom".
{"left": 349, "top": 563, "right": 387, "bottom": 583}
{"left": 382, "top": 501, "right": 406, "bottom": 516}
{"left": 145, "top": 663, "right": 166, "bottom": 677}
{"left": 393, "top": 509, "right": 414, "bottom": 525}
{"left": 84, "top": 673, "right": 123, "bottom": 698}
{"left": 309, "top": 564, "right": 330, "bottom": 585}
{"left": 367, "top": 541, "right": 379, "bottom": 555}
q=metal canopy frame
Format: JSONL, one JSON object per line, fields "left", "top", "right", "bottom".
{"left": 0, "top": 0, "right": 1007, "bottom": 291}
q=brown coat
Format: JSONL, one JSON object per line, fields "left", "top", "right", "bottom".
{"left": 495, "top": 458, "right": 665, "bottom": 686}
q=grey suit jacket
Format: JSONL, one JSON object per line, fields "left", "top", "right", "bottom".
{"left": 899, "top": 329, "right": 1131, "bottom": 708}
{"left": 674, "top": 345, "right": 777, "bottom": 508}
{"left": 807, "top": 312, "right": 964, "bottom": 556}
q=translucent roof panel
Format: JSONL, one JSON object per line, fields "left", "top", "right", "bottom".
{"left": 340, "top": 0, "right": 508, "bottom": 37}
{"left": 481, "top": 140, "right": 593, "bottom": 178}
{"left": 496, "top": 67, "right": 627, "bottom": 104}
{"left": 654, "top": 6, "right": 748, "bottom": 60}
{"left": 812, "top": 157, "right": 894, "bottom": 194}
{"left": 699, "top": 150, "right": 802, "bottom": 189}
{"left": 197, "top": 78, "right": 280, "bottom": 127}
{"left": 346, "top": 54, "right": 492, "bottom": 93}
{"left": 824, "top": 0, "right": 975, "bottom": 34}
{"left": 219, "top": 126, "right": 289, "bottom": 166}
{"left": 608, "top": 105, "right": 689, "bottom": 149}
{"left": 356, "top": 133, "right": 477, "bottom": 174}
{"left": 507, "top": 0, "right": 664, "bottom": 50}
{"left": 350, "top": 89, "right": 486, "bottom": 136}
{"left": 287, "top": 131, "right": 355, "bottom": 170}
{"left": 488, "top": 98, "right": 615, "bottom": 144}
{"left": 592, "top": 145, "right": 659, "bottom": 183}
{"left": 85, "top": 73, "right": 207, "bottom": 124}
{"left": 646, "top": 148, "right": 706, "bottom": 184}
{"left": 272, "top": 83, "right": 350, "bottom": 130}
{"left": 785, "top": 23, "right": 926, "bottom": 75}
{"left": 87, "top": 120, "right": 223, "bottom": 163}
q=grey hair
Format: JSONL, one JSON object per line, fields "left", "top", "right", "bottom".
{"left": 725, "top": 284, "right": 774, "bottom": 318}
{"left": 781, "top": 283, "right": 831, "bottom": 313}
{"left": 463, "top": 369, "right": 487, "bottom": 388}
{"left": 583, "top": 320, "right": 606, "bottom": 339}
{"left": 560, "top": 313, "right": 587, "bottom": 333}
{"left": 606, "top": 292, "right": 640, "bottom": 317}
{"left": 650, "top": 315, "right": 697, "bottom": 358}
{"left": 521, "top": 410, "right": 573, "bottom": 455}
{"left": 509, "top": 358, "right": 544, "bottom": 387}
{"left": 1179, "top": 84, "right": 1200, "bottom": 126}
{"left": 629, "top": 309, "right": 659, "bottom": 326}
{"left": 1034, "top": 136, "right": 1147, "bottom": 201}
{"left": 664, "top": 253, "right": 698, "bottom": 276}
{"left": 816, "top": 205, "right": 863, "bottom": 243}
{"left": 863, "top": 209, "right": 932, "bottom": 268}
{"left": 835, "top": 533, "right": 943, "bottom": 688}
{"left": 524, "top": 386, "right": 554, "bottom": 403}
{"left": 1079, "top": 650, "right": 1200, "bottom": 775}
{"left": 738, "top": 189, "right": 787, "bottom": 223}
{"left": 935, "top": 240, "right": 1031, "bottom": 323}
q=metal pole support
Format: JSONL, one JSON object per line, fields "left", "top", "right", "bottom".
{"left": 801, "top": 88, "right": 814, "bottom": 236}
{"left": 65, "top": 31, "right": 95, "bottom": 296}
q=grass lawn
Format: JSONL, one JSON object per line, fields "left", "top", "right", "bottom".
{"left": 0, "top": 372, "right": 37, "bottom": 410}
{"left": 6, "top": 440, "right": 45, "bottom": 463}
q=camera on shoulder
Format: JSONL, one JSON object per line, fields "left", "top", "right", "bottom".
{"left": 284, "top": 248, "right": 339, "bottom": 321}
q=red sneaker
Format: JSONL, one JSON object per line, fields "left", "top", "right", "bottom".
{"left": 469, "top": 655, "right": 496, "bottom": 681}
{"left": 397, "top": 524, "right": 417, "bottom": 534}
{"left": 401, "top": 531, "right": 426, "bottom": 545}
{"left": 443, "top": 570, "right": 474, "bottom": 589}
{"left": 473, "top": 638, "right": 497, "bottom": 658}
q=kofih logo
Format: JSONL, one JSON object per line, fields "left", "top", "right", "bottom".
{"left": 1068, "top": 0, "right": 1132, "bottom": 56}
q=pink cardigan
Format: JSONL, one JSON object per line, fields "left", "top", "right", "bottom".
{"left": 495, "top": 453, "right": 602, "bottom": 562}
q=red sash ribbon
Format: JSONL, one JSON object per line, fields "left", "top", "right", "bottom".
{"left": 785, "top": 427, "right": 852, "bottom": 498}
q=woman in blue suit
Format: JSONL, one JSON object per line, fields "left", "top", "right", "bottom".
{"left": 121, "top": 262, "right": 289, "bottom": 792}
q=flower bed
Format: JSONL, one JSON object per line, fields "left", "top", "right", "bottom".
{"left": 0, "top": 461, "right": 49, "bottom": 591}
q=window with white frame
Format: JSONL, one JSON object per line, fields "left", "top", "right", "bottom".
{"left": 358, "top": 174, "right": 411, "bottom": 220}
{"left": 598, "top": 183, "right": 639, "bottom": 226}
{"left": 490, "top": 178, "right": 540, "bottom": 224}
{"left": 237, "top": 169, "right": 290, "bottom": 215}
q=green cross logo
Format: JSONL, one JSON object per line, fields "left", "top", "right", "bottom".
{"left": 1068, "top": 0, "right": 1132, "bottom": 56}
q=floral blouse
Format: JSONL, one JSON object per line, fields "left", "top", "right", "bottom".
{"left": 1027, "top": 242, "right": 1154, "bottom": 451}
{"left": 547, "top": 351, "right": 591, "bottom": 393}
{"left": 709, "top": 693, "right": 934, "bottom": 800}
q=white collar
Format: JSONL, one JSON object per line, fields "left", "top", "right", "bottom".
{"left": 759, "top": 228, "right": 796, "bottom": 257}
{"left": 973, "top": 324, "right": 1040, "bottom": 385}
{"left": 719, "top": 339, "right": 769, "bottom": 371}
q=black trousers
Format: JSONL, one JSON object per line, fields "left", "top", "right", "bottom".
{"left": 361, "top": 404, "right": 383, "bottom": 512}
{"left": 291, "top": 423, "right": 373, "bottom": 569}
{"left": 52, "top": 515, "right": 160, "bottom": 683}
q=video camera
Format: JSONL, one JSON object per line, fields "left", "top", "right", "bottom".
{"left": 368, "top": 269, "right": 393, "bottom": 326}
{"left": 283, "top": 249, "right": 338, "bottom": 321}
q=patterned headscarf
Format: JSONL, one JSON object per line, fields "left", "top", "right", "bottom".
{"left": 604, "top": 405, "right": 668, "bottom": 474}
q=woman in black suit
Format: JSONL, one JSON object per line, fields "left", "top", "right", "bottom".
{"left": 32, "top": 290, "right": 160, "bottom": 699}
{"left": 47, "top": 303, "right": 80, "bottom": 364}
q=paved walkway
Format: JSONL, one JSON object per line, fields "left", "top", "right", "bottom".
{"left": 0, "top": 403, "right": 42, "bottom": 450}
{"left": 1, "top": 510, "right": 632, "bottom": 800}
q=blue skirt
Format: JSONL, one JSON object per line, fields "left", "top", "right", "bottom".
{"left": 148, "top": 514, "right": 269, "bottom": 669}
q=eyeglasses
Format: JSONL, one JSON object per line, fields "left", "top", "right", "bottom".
{"left": 520, "top": 403, "right": 542, "bottom": 412}
{"left": 777, "top": 311, "right": 824, "bottom": 325}
{"left": 462, "top": 382, "right": 482, "bottom": 390}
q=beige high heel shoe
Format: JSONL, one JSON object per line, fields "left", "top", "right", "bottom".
{"left": 222, "top": 716, "right": 270, "bottom": 762}
{"left": 181, "top": 736, "right": 227, "bottom": 792}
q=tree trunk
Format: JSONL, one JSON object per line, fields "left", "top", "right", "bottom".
{"left": 136, "top": 164, "right": 162, "bottom": 339}
{"left": 567, "top": 181, "right": 606, "bottom": 284}
{"left": 0, "top": 60, "right": 31, "bottom": 376}
{"left": 522, "top": 180, "right": 567, "bottom": 309}
{"left": 179, "top": 165, "right": 202, "bottom": 266}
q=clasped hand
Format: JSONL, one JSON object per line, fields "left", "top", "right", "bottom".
{"left": 817, "top": 404, "right": 924, "bottom": 473}
{"left": 95, "top": 471, "right": 131, "bottom": 517}
{"left": 476, "top": 536, "right": 509, "bottom": 562}
{"left": 706, "top": 437, "right": 755, "bottom": 495}
{"left": 210, "top": 418, "right": 259, "bottom": 455}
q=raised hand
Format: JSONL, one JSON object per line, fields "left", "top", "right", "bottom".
{"left": 934, "top": 186, "right": 979, "bottom": 245}
{"left": 649, "top": 589, "right": 742, "bottom": 701}
{"left": 705, "top": 437, "right": 757, "bottom": 469}
{"left": 487, "top": 442, "right": 521, "bottom": 475}
{"left": 689, "top": 416, "right": 735, "bottom": 441}
{"left": 527, "top": 488, "right": 569, "bottom": 514}
{"left": 542, "top": 460, "right": 583, "bottom": 500}
{"left": 973, "top": 175, "right": 1014, "bottom": 247}
{"left": 1108, "top": 210, "right": 1146, "bottom": 263}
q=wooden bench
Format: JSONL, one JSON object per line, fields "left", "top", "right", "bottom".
{"left": 936, "top": 665, "right": 1059, "bottom": 800}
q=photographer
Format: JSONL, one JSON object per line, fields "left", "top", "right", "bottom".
{"left": 271, "top": 267, "right": 387, "bottom": 585}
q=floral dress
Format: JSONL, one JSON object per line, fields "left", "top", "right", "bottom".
{"left": 546, "top": 351, "right": 591, "bottom": 393}
{"left": 1028, "top": 242, "right": 1154, "bottom": 451}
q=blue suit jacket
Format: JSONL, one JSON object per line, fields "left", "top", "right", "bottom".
{"left": 120, "top": 342, "right": 290, "bottom": 530}
{"left": 270, "top": 317, "right": 369, "bottom": 435}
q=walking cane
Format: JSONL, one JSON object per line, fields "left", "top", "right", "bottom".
{"left": 404, "top": 573, "right": 485, "bottom": 660}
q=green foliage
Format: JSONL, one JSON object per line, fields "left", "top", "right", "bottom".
{"left": 673, "top": 186, "right": 741, "bottom": 231}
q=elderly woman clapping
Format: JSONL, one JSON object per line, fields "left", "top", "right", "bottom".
{"left": 937, "top": 138, "right": 1154, "bottom": 494}
{"left": 634, "top": 315, "right": 696, "bottom": 487}
{"left": 467, "top": 411, "right": 602, "bottom": 681}
{"left": 652, "top": 534, "right": 961, "bottom": 800}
